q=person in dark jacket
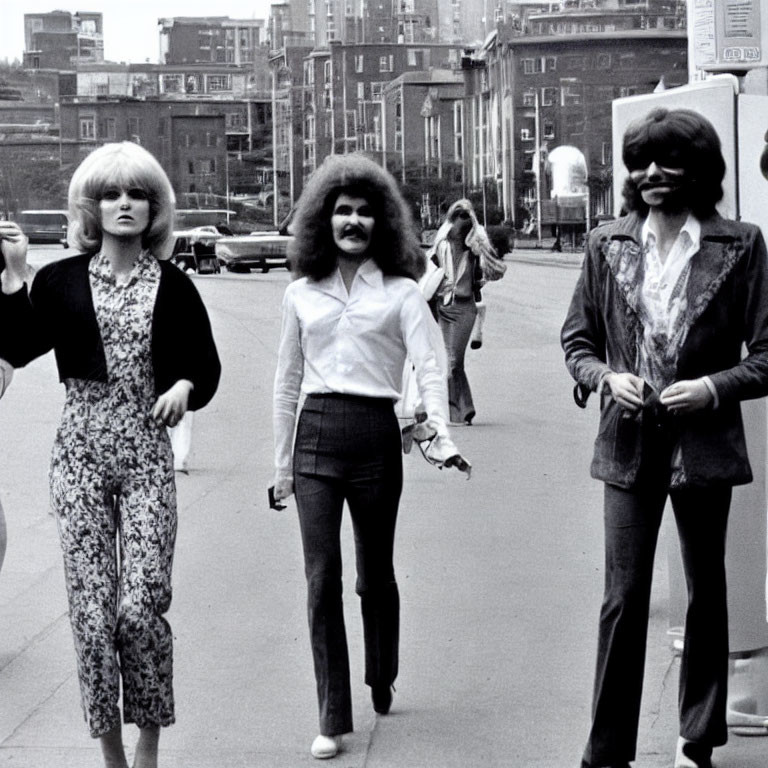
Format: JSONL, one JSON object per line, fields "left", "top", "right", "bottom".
{"left": 561, "top": 108, "right": 768, "bottom": 768}
{"left": 0, "top": 141, "right": 220, "bottom": 768}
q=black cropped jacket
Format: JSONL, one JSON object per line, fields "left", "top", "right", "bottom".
{"left": 0, "top": 253, "right": 221, "bottom": 411}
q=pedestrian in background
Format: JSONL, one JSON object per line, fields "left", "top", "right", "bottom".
{"left": 272, "top": 153, "right": 469, "bottom": 760}
{"left": 0, "top": 141, "right": 221, "bottom": 768}
{"left": 562, "top": 108, "right": 768, "bottom": 768}
{"left": 429, "top": 198, "right": 505, "bottom": 424}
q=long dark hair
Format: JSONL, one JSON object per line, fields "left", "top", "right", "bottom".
{"left": 621, "top": 108, "right": 725, "bottom": 219}
{"left": 288, "top": 153, "right": 424, "bottom": 281}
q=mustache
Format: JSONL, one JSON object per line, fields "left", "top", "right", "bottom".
{"left": 342, "top": 224, "right": 368, "bottom": 239}
{"left": 638, "top": 179, "right": 684, "bottom": 191}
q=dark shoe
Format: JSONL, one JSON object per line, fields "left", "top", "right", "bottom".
{"left": 372, "top": 684, "right": 393, "bottom": 714}
{"left": 470, "top": 339, "right": 482, "bottom": 350}
{"left": 675, "top": 737, "right": 713, "bottom": 768}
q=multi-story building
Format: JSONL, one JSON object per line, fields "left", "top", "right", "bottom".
{"left": 23, "top": 10, "right": 104, "bottom": 69}
{"left": 296, "top": 40, "right": 463, "bottom": 180}
{"left": 59, "top": 95, "right": 271, "bottom": 198}
{"left": 381, "top": 69, "right": 465, "bottom": 223}
{"left": 461, "top": 7, "right": 687, "bottom": 226}
{"left": 381, "top": 69, "right": 464, "bottom": 183}
{"left": 304, "top": 0, "right": 441, "bottom": 47}
{"left": 158, "top": 17, "right": 266, "bottom": 66}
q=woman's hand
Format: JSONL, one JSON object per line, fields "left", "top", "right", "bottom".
{"left": 605, "top": 372, "right": 645, "bottom": 412}
{"left": 153, "top": 379, "right": 193, "bottom": 427}
{"left": 659, "top": 379, "right": 713, "bottom": 414}
{"left": 0, "top": 222, "right": 29, "bottom": 294}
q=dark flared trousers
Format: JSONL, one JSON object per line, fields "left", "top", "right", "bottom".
{"left": 583, "top": 477, "right": 731, "bottom": 767}
{"left": 437, "top": 297, "right": 477, "bottom": 423}
{"left": 293, "top": 393, "right": 403, "bottom": 737}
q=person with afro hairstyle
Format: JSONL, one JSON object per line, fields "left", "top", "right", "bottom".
{"left": 272, "top": 153, "right": 469, "bottom": 759}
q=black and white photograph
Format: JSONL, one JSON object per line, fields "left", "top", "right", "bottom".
{"left": 1, "top": 1, "right": 768, "bottom": 766}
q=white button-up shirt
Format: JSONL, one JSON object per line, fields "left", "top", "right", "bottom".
{"left": 273, "top": 258, "right": 450, "bottom": 481}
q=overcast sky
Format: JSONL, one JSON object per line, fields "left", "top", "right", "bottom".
{"left": 0, "top": 1, "right": 272, "bottom": 65}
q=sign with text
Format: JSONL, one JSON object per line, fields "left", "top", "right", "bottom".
{"left": 691, "top": 0, "right": 768, "bottom": 71}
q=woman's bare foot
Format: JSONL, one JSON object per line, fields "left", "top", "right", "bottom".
{"left": 133, "top": 725, "right": 160, "bottom": 768}
{"left": 99, "top": 724, "right": 129, "bottom": 768}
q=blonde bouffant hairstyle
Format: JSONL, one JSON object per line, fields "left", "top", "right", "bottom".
{"left": 288, "top": 153, "right": 424, "bottom": 281}
{"left": 67, "top": 142, "right": 176, "bottom": 259}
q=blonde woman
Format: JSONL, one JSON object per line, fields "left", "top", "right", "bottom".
{"left": 0, "top": 142, "right": 220, "bottom": 768}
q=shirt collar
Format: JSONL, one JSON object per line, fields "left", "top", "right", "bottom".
{"left": 312, "top": 258, "right": 383, "bottom": 301}
{"left": 641, "top": 213, "right": 701, "bottom": 250}
{"left": 355, "top": 258, "right": 383, "bottom": 289}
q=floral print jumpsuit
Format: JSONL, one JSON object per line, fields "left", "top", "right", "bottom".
{"left": 49, "top": 250, "right": 177, "bottom": 737}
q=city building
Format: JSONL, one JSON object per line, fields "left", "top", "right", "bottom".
{"left": 296, "top": 40, "right": 463, "bottom": 177}
{"left": 23, "top": 10, "right": 104, "bottom": 69}
{"left": 59, "top": 95, "right": 271, "bottom": 199}
{"left": 158, "top": 17, "right": 266, "bottom": 66}
{"left": 460, "top": 4, "right": 687, "bottom": 229}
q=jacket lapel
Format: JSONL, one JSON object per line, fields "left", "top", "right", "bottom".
{"left": 685, "top": 216, "right": 743, "bottom": 329}
{"left": 601, "top": 214, "right": 646, "bottom": 320}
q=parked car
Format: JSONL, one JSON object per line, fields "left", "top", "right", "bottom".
{"left": 17, "top": 210, "right": 69, "bottom": 246}
{"left": 214, "top": 213, "right": 292, "bottom": 273}
{"left": 172, "top": 224, "right": 233, "bottom": 274}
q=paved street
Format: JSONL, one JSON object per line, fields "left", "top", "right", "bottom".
{"left": 1, "top": 246, "right": 766, "bottom": 767}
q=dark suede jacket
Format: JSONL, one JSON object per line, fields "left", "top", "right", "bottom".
{"left": 561, "top": 212, "right": 768, "bottom": 489}
{"left": 0, "top": 253, "right": 221, "bottom": 411}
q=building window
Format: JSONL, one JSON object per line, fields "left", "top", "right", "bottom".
{"left": 546, "top": 56, "right": 557, "bottom": 72}
{"left": 160, "top": 74, "right": 183, "bottom": 93}
{"left": 127, "top": 117, "right": 141, "bottom": 141}
{"left": 543, "top": 119, "right": 555, "bottom": 139}
{"left": 188, "top": 161, "right": 194, "bottom": 174}
{"left": 522, "top": 89, "right": 535, "bottom": 107}
{"left": 355, "top": 54, "right": 364, "bottom": 73}
{"left": 206, "top": 132, "right": 217, "bottom": 147}
{"left": 208, "top": 75, "right": 232, "bottom": 92}
{"left": 522, "top": 57, "right": 545, "bottom": 74}
{"left": 521, "top": 127, "right": 533, "bottom": 141}
{"left": 184, "top": 134, "right": 193, "bottom": 148}
{"left": 80, "top": 115, "right": 96, "bottom": 140}
{"left": 453, "top": 100, "right": 463, "bottom": 162}
{"left": 601, "top": 141, "right": 612, "bottom": 165}
{"left": 541, "top": 87, "right": 557, "bottom": 106}
{"left": 371, "top": 82, "right": 384, "bottom": 101}
{"left": 200, "top": 159, "right": 216, "bottom": 175}
{"left": 357, "top": 81, "right": 365, "bottom": 100}
{"left": 324, "top": 60, "right": 332, "bottom": 84}
{"left": 304, "top": 60, "right": 315, "bottom": 86}
{"left": 618, "top": 85, "right": 640, "bottom": 98}
{"left": 104, "top": 117, "right": 116, "bottom": 139}
{"left": 560, "top": 80, "right": 583, "bottom": 106}
{"left": 379, "top": 55, "right": 394, "bottom": 72}
{"left": 306, "top": 112, "right": 316, "bottom": 140}
{"left": 596, "top": 53, "right": 611, "bottom": 69}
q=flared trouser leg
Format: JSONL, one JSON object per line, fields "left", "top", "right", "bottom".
{"left": 438, "top": 298, "right": 477, "bottom": 423}
{"left": 584, "top": 482, "right": 732, "bottom": 767}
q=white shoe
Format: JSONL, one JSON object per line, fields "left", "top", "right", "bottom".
{"left": 311, "top": 734, "right": 342, "bottom": 759}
